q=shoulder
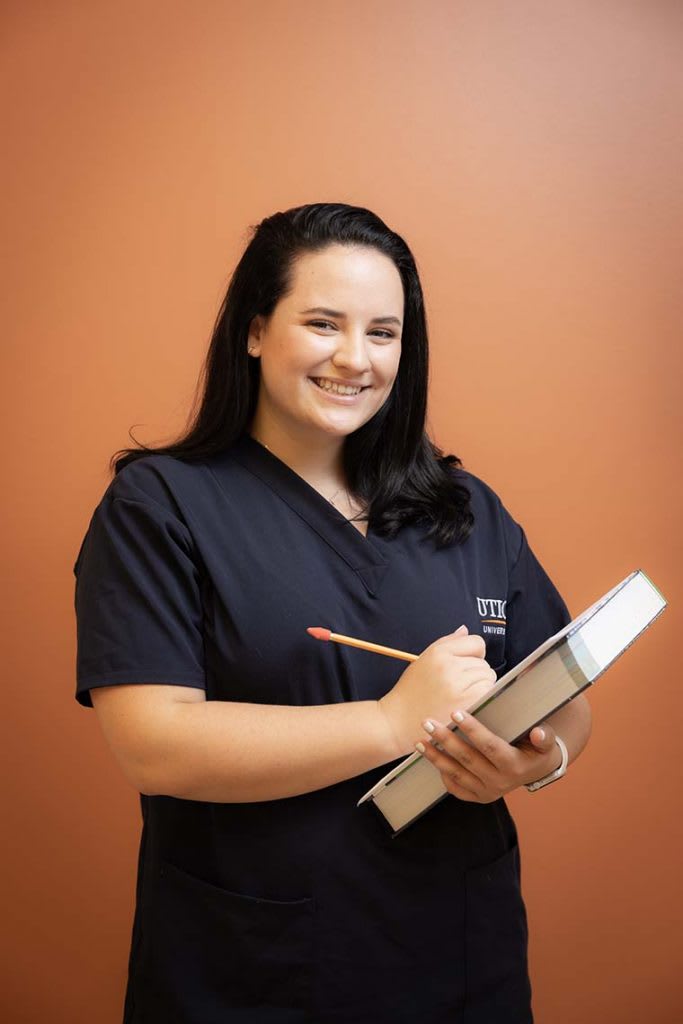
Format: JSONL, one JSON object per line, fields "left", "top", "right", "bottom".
{"left": 75, "top": 455, "right": 206, "bottom": 575}
{"left": 103, "top": 453, "right": 209, "bottom": 511}
{"left": 447, "top": 465, "right": 500, "bottom": 509}
{"left": 445, "top": 464, "right": 525, "bottom": 563}
{"left": 446, "top": 464, "right": 509, "bottom": 523}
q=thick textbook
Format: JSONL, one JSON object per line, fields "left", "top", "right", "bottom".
{"left": 358, "top": 569, "right": 666, "bottom": 836}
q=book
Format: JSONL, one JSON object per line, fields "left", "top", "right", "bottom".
{"left": 357, "top": 569, "right": 667, "bottom": 836}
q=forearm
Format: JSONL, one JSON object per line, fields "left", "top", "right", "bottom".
{"left": 545, "top": 693, "right": 593, "bottom": 768}
{"left": 143, "top": 698, "right": 400, "bottom": 802}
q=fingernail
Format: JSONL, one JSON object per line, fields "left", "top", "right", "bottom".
{"left": 451, "top": 710, "right": 465, "bottom": 723}
{"left": 415, "top": 741, "right": 426, "bottom": 753}
{"left": 423, "top": 720, "right": 435, "bottom": 733}
{"left": 537, "top": 728, "right": 546, "bottom": 741}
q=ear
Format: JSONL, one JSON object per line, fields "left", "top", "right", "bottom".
{"left": 247, "top": 315, "right": 264, "bottom": 358}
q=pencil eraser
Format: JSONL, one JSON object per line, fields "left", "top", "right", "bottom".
{"left": 307, "top": 627, "right": 331, "bottom": 641}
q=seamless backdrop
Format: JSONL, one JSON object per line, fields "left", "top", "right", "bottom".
{"left": 2, "top": 2, "right": 681, "bottom": 1022}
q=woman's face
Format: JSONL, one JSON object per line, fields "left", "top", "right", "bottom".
{"left": 247, "top": 244, "right": 403, "bottom": 446}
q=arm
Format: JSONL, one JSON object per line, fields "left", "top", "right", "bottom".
{"left": 91, "top": 631, "right": 499, "bottom": 803}
{"left": 91, "top": 684, "right": 399, "bottom": 803}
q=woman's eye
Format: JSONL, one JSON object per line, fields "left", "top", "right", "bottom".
{"left": 308, "top": 320, "right": 395, "bottom": 340}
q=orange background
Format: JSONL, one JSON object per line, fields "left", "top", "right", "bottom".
{"left": 3, "top": 2, "right": 681, "bottom": 1021}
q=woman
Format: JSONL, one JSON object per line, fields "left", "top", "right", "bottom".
{"left": 73, "top": 202, "right": 592, "bottom": 1023}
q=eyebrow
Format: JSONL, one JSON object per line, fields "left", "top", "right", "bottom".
{"left": 299, "top": 306, "right": 402, "bottom": 327}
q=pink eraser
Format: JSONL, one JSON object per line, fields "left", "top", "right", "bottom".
{"left": 307, "top": 626, "right": 331, "bottom": 641}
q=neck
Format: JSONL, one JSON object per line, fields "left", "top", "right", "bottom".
{"left": 247, "top": 418, "right": 347, "bottom": 493}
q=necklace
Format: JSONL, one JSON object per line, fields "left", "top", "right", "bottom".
{"left": 254, "top": 437, "right": 358, "bottom": 514}
{"left": 326, "top": 484, "right": 347, "bottom": 509}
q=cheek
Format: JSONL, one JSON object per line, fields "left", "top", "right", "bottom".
{"left": 260, "top": 345, "right": 306, "bottom": 385}
{"left": 379, "top": 351, "right": 402, "bottom": 388}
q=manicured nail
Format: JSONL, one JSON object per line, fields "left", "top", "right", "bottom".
{"left": 452, "top": 710, "right": 465, "bottom": 723}
{"left": 415, "top": 742, "right": 426, "bottom": 753}
{"left": 537, "top": 728, "right": 546, "bottom": 741}
{"left": 423, "top": 720, "right": 435, "bottom": 733}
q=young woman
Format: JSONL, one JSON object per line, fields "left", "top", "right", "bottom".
{"left": 73, "top": 202, "right": 592, "bottom": 1023}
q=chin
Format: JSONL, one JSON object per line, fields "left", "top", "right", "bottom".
{"left": 316, "top": 421, "right": 361, "bottom": 439}
{"left": 328, "top": 409, "right": 374, "bottom": 429}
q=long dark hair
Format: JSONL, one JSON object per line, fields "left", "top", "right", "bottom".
{"left": 110, "top": 202, "right": 473, "bottom": 546}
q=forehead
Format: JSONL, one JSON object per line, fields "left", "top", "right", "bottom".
{"left": 286, "top": 245, "right": 404, "bottom": 313}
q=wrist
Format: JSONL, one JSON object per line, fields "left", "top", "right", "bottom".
{"left": 375, "top": 698, "right": 406, "bottom": 761}
{"left": 547, "top": 740, "right": 564, "bottom": 773}
{"left": 525, "top": 735, "right": 569, "bottom": 793}
{"left": 525, "top": 736, "right": 563, "bottom": 784}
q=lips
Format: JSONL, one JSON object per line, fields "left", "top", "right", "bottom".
{"left": 309, "top": 377, "right": 369, "bottom": 396}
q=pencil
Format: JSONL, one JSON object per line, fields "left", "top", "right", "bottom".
{"left": 306, "top": 626, "right": 418, "bottom": 663}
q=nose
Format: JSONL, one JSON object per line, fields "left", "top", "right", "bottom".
{"left": 331, "top": 328, "right": 372, "bottom": 375}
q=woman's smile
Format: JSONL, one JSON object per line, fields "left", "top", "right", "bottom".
{"left": 308, "top": 376, "right": 371, "bottom": 401}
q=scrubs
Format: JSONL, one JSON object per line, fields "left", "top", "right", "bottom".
{"left": 73, "top": 433, "right": 571, "bottom": 1024}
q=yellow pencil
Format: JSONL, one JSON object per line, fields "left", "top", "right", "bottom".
{"left": 306, "top": 626, "right": 418, "bottom": 662}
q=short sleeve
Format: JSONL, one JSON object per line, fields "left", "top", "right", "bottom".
{"left": 73, "top": 463, "right": 206, "bottom": 708}
{"left": 502, "top": 516, "right": 572, "bottom": 670}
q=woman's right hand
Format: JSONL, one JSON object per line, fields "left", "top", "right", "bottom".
{"left": 377, "top": 625, "right": 498, "bottom": 757}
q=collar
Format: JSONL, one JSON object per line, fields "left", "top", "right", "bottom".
{"left": 227, "top": 434, "right": 389, "bottom": 597}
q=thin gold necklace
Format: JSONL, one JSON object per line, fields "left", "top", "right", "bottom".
{"left": 255, "top": 437, "right": 357, "bottom": 514}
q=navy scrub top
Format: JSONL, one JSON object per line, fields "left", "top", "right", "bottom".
{"left": 73, "top": 433, "right": 571, "bottom": 1024}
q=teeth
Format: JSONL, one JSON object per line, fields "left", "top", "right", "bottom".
{"left": 313, "top": 378, "right": 362, "bottom": 396}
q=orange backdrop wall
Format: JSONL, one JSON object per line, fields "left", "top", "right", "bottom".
{"left": 3, "top": 2, "right": 681, "bottom": 1021}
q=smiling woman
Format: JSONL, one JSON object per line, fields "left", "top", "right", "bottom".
{"left": 73, "top": 201, "right": 590, "bottom": 1023}
{"left": 103, "top": 202, "right": 473, "bottom": 547}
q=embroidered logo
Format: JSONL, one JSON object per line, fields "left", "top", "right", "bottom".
{"left": 476, "top": 596, "right": 507, "bottom": 636}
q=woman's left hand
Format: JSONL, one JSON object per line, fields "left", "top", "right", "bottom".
{"left": 416, "top": 709, "right": 564, "bottom": 803}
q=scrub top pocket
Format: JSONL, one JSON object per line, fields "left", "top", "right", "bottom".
{"left": 139, "top": 860, "right": 315, "bottom": 1024}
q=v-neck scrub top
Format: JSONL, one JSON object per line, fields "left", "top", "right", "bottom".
{"left": 73, "top": 434, "right": 571, "bottom": 1024}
